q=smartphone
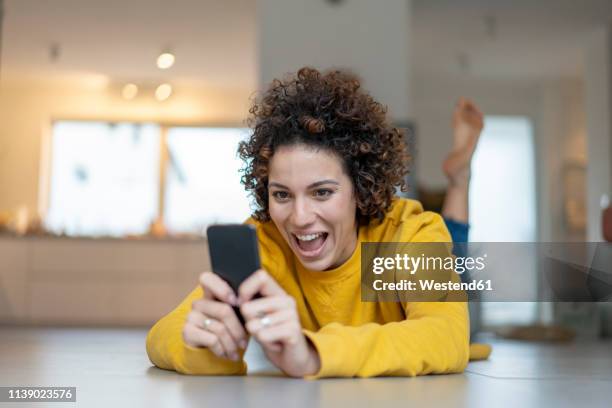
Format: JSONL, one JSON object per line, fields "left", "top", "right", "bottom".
{"left": 206, "top": 224, "right": 261, "bottom": 325}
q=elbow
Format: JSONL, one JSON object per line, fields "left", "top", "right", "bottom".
{"left": 454, "top": 331, "right": 470, "bottom": 372}
{"left": 145, "top": 328, "right": 157, "bottom": 365}
{"left": 146, "top": 319, "right": 247, "bottom": 376}
{"left": 431, "top": 303, "right": 470, "bottom": 373}
{"left": 437, "top": 320, "right": 469, "bottom": 374}
{"left": 145, "top": 321, "right": 170, "bottom": 370}
{"left": 448, "top": 305, "right": 470, "bottom": 372}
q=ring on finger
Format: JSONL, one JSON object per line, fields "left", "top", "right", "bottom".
{"left": 202, "top": 317, "right": 213, "bottom": 330}
{"left": 260, "top": 315, "right": 272, "bottom": 328}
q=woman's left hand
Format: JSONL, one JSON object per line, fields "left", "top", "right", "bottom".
{"left": 238, "top": 269, "right": 320, "bottom": 377}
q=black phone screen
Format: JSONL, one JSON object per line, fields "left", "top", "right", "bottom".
{"left": 206, "top": 224, "right": 262, "bottom": 324}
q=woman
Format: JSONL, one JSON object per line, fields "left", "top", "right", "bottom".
{"left": 146, "top": 68, "right": 483, "bottom": 378}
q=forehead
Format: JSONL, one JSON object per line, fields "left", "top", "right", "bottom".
{"left": 268, "top": 145, "right": 347, "bottom": 186}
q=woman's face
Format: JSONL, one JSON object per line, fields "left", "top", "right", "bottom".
{"left": 268, "top": 144, "right": 358, "bottom": 271}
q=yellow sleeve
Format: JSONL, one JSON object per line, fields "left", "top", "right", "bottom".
{"left": 145, "top": 286, "right": 247, "bottom": 375}
{"left": 303, "top": 210, "right": 470, "bottom": 378}
{"left": 303, "top": 301, "right": 469, "bottom": 378}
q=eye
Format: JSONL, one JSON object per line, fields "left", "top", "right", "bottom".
{"left": 271, "top": 191, "right": 290, "bottom": 202}
{"left": 313, "top": 188, "right": 334, "bottom": 199}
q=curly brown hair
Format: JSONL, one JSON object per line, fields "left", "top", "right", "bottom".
{"left": 238, "top": 67, "right": 410, "bottom": 223}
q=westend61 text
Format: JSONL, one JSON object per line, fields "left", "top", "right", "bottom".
{"left": 372, "top": 279, "right": 493, "bottom": 292}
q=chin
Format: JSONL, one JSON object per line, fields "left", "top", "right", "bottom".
{"left": 297, "top": 256, "right": 333, "bottom": 271}
{"left": 296, "top": 254, "right": 331, "bottom": 272}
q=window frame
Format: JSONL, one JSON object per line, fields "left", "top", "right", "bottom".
{"left": 41, "top": 118, "right": 247, "bottom": 235}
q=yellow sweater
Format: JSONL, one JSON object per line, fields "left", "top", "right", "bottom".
{"left": 146, "top": 198, "right": 474, "bottom": 378}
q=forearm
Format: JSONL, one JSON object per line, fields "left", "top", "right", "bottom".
{"left": 303, "top": 302, "right": 470, "bottom": 378}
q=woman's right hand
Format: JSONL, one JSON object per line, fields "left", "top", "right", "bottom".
{"left": 182, "top": 272, "right": 248, "bottom": 361}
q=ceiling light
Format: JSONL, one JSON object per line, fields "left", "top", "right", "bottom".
{"left": 484, "top": 15, "right": 497, "bottom": 40}
{"left": 157, "top": 52, "right": 175, "bottom": 69}
{"left": 121, "top": 83, "right": 138, "bottom": 100}
{"left": 49, "top": 42, "right": 61, "bottom": 63}
{"left": 155, "top": 83, "right": 173, "bottom": 101}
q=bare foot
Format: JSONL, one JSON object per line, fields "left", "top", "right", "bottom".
{"left": 443, "top": 97, "right": 484, "bottom": 186}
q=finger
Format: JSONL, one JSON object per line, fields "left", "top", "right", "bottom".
{"left": 199, "top": 272, "right": 237, "bottom": 304}
{"left": 186, "top": 309, "right": 210, "bottom": 329}
{"left": 238, "top": 269, "right": 283, "bottom": 303}
{"left": 188, "top": 307, "right": 240, "bottom": 358}
{"left": 198, "top": 316, "right": 240, "bottom": 360}
{"left": 240, "top": 295, "right": 295, "bottom": 321}
{"left": 185, "top": 312, "right": 228, "bottom": 357}
{"left": 192, "top": 299, "right": 247, "bottom": 347}
{"left": 245, "top": 308, "right": 294, "bottom": 335}
{"left": 263, "top": 342, "right": 282, "bottom": 353}
{"left": 182, "top": 323, "right": 225, "bottom": 358}
{"left": 255, "top": 322, "right": 302, "bottom": 347}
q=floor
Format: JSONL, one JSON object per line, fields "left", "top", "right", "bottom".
{"left": 0, "top": 327, "right": 611, "bottom": 408}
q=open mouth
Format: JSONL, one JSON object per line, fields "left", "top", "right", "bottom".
{"left": 292, "top": 232, "right": 329, "bottom": 258}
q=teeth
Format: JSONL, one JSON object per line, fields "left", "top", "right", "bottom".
{"left": 296, "top": 233, "right": 323, "bottom": 241}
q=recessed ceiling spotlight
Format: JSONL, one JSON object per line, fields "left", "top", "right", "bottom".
{"left": 121, "top": 83, "right": 138, "bottom": 100}
{"left": 157, "top": 52, "right": 175, "bottom": 69}
{"left": 155, "top": 83, "right": 173, "bottom": 101}
{"left": 484, "top": 15, "right": 497, "bottom": 40}
{"left": 49, "top": 42, "right": 61, "bottom": 63}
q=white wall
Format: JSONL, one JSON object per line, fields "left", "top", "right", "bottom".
{"left": 258, "top": 0, "right": 412, "bottom": 121}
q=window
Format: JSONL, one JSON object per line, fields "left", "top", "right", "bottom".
{"left": 469, "top": 116, "right": 538, "bottom": 326}
{"left": 46, "top": 121, "right": 160, "bottom": 237}
{"left": 45, "top": 121, "right": 251, "bottom": 237}
{"left": 469, "top": 116, "right": 537, "bottom": 242}
{"left": 164, "top": 127, "right": 252, "bottom": 234}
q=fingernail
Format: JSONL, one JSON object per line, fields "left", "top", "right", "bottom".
{"left": 239, "top": 340, "right": 247, "bottom": 349}
{"left": 230, "top": 353, "right": 239, "bottom": 361}
{"left": 228, "top": 294, "right": 237, "bottom": 305}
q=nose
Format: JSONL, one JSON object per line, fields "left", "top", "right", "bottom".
{"left": 290, "top": 196, "right": 316, "bottom": 227}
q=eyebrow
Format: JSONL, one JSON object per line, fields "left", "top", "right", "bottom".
{"left": 269, "top": 180, "right": 340, "bottom": 189}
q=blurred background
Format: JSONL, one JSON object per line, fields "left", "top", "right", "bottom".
{"left": 0, "top": 0, "right": 610, "bottom": 337}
